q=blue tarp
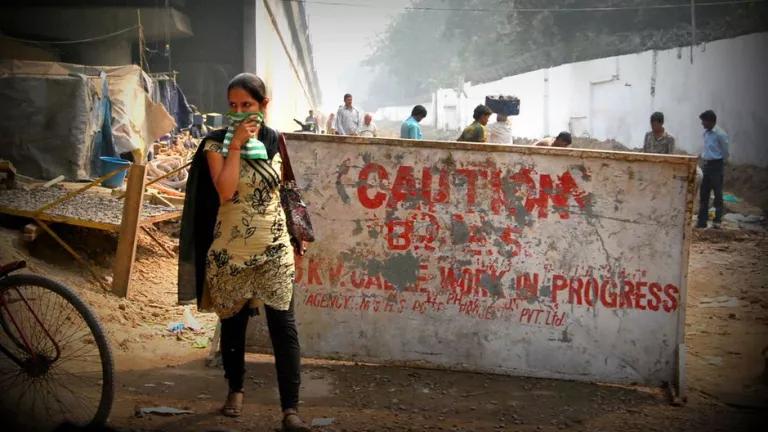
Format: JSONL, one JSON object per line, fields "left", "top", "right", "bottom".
{"left": 152, "top": 77, "right": 193, "bottom": 131}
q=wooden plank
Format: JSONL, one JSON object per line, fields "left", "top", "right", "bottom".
{"left": 140, "top": 226, "right": 175, "bottom": 258}
{"left": 22, "top": 223, "right": 40, "bottom": 242}
{"left": 139, "top": 210, "right": 182, "bottom": 226}
{"left": 0, "top": 160, "right": 16, "bottom": 189}
{"left": 112, "top": 164, "right": 147, "bottom": 298}
{"left": 147, "top": 192, "right": 175, "bottom": 209}
{"left": 33, "top": 165, "right": 129, "bottom": 216}
{"left": 0, "top": 205, "right": 120, "bottom": 231}
{"left": 34, "top": 219, "right": 108, "bottom": 290}
{"left": 155, "top": 194, "right": 185, "bottom": 208}
{"left": 0, "top": 160, "right": 15, "bottom": 172}
{"left": 116, "top": 159, "right": 191, "bottom": 200}
{"left": 0, "top": 202, "right": 178, "bottom": 231}
{"left": 147, "top": 182, "right": 185, "bottom": 197}
{"left": 41, "top": 175, "right": 66, "bottom": 188}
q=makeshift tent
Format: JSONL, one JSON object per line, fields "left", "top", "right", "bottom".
{"left": 0, "top": 60, "right": 175, "bottom": 180}
{"left": 151, "top": 73, "right": 193, "bottom": 131}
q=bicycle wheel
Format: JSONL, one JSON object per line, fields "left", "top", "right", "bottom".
{"left": 0, "top": 274, "right": 114, "bottom": 432}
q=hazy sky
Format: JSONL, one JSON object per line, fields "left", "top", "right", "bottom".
{"left": 305, "top": 0, "right": 412, "bottom": 115}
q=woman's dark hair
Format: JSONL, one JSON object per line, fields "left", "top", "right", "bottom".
{"left": 472, "top": 104, "right": 492, "bottom": 120}
{"left": 650, "top": 111, "right": 664, "bottom": 124}
{"left": 227, "top": 73, "right": 267, "bottom": 103}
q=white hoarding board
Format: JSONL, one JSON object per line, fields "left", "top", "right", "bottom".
{"left": 247, "top": 134, "right": 696, "bottom": 389}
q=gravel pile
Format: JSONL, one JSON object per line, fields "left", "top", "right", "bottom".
{"left": 0, "top": 186, "right": 178, "bottom": 226}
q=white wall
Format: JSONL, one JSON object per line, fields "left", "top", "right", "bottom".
{"left": 380, "top": 33, "right": 768, "bottom": 166}
{"left": 653, "top": 34, "right": 768, "bottom": 166}
{"left": 251, "top": 0, "right": 318, "bottom": 133}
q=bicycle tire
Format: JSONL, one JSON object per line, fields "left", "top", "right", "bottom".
{"left": 0, "top": 273, "right": 114, "bottom": 429}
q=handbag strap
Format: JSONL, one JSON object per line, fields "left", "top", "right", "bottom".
{"left": 277, "top": 133, "right": 296, "bottom": 184}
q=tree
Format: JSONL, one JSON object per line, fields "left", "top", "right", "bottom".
{"left": 365, "top": 0, "right": 768, "bottom": 107}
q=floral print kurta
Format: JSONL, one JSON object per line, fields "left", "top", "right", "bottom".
{"left": 203, "top": 140, "right": 294, "bottom": 319}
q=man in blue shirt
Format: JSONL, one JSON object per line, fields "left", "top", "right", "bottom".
{"left": 400, "top": 105, "right": 427, "bottom": 140}
{"left": 696, "top": 110, "right": 730, "bottom": 229}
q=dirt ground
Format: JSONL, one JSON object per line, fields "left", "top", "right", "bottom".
{"left": 0, "top": 204, "right": 766, "bottom": 431}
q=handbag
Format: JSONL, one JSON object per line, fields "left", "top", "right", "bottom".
{"left": 277, "top": 134, "right": 315, "bottom": 243}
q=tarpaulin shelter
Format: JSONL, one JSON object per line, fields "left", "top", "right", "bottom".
{"left": 150, "top": 73, "right": 193, "bottom": 131}
{"left": 0, "top": 60, "right": 175, "bottom": 180}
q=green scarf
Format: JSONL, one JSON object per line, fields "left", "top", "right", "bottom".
{"left": 222, "top": 111, "right": 268, "bottom": 159}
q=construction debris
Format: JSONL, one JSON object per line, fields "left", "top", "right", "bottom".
{"left": 0, "top": 185, "right": 178, "bottom": 227}
{"left": 22, "top": 223, "right": 39, "bottom": 242}
{"left": 134, "top": 406, "right": 194, "bottom": 417}
{"left": 147, "top": 155, "right": 190, "bottom": 192}
{"left": 0, "top": 160, "right": 16, "bottom": 190}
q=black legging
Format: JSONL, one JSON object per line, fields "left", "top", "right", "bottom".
{"left": 220, "top": 299, "right": 301, "bottom": 411}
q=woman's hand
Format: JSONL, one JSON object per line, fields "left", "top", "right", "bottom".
{"left": 292, "top": 239, "right": 308, "bottom": 256}
{"left": 230, "top": 117, "right": 260, "bottom": 149}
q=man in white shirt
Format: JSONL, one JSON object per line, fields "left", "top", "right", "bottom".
{"left": 358, "top": 113, "right": 377, "bottom": 137}
{"left": 487, "top": 114, "right": 514, "bottom": 145}
{"left": 334, "top": 93, "right": 362, "bottom": 136}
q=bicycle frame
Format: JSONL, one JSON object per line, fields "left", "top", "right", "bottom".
{"left": 0, "top": 285, "right": 63, "bottom": 366}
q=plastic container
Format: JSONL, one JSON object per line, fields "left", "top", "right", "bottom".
{"left": 205, "top": 112, "right": 223, "bottom": 128}
{"left": 99, "top": 156, "right": 131, "bottom": 188}
{"left": 485, "top": 95, "right": 520, "bottom": 116}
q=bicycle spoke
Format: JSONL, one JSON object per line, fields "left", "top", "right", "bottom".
{"left": 53, "top": 356, "right": 102, "bottom": 374}
{"left": 34, "top": 287, "right": 68, "bottom": 355}
{"left": 0, "top": 365, "right": 26, "bottom": 390}
{"left": 1, "top": 276, "right": 112, "bottom": 429}
{"left": 13, "top": 373, "right": 37, "bottom": 414}
{"left": 50, "top": 300, "right": 81, "bottom": 343}
{"left": 40, "top": 372, "right": 82, "bottom": 426}
{"left": 56, "top": 328, "right": 93, "bottom": 353}
{"left": 50, "top": 363, "right": 103, "bottom": 386}
{"left": 38, "top": 377, "right": 70, "bottom": 427}
{"left": 46, "top": 369, "right": 97, "bottom": 419}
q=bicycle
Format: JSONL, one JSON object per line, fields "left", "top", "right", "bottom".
{"left": 0, "top": 260, "right": 114, "bottom": 431}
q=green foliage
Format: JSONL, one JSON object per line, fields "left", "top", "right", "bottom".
{"left": 365, "top": 0, "right": 768, "bottom": 107}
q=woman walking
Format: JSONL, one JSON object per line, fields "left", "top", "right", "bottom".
{"left": 179, "top": 73, "right": 310, "bottom": 431}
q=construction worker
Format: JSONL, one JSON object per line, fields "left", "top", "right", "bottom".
{"left": 534, "top": 132, "right": 572, "bottom": 148}
{"left": 643, "top": 111, "right": 675, "bottom": 154}
{"left": 359, "top": 113, "right": 378, "bottom": 137}
{"left": 401, "top": 105, "right": 427, "bottom": 140}
{"left": 487, "top": 114, "right": 514, "bottom": 145}
{"left": 457, "top": 104, "right": 492, "bottom": 142}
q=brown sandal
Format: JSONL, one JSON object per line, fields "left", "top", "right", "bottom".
{"left": 220, "top": 391, "right": 243, "bottom": 417}
{"left": 282, "top": 410, "right": 311, "bottom": 432}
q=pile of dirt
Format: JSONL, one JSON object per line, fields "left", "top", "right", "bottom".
{"left": 692, "top": 227, "right": 757, "bottom": 244}
{"left": 24, "top": 224, "right": 178, "bottom": 269}
{"left": 570, "top": 137, "right": 633, "bottom": 151}
{"left": 371, "top": 120, "right": 638, "bottom": 150}
{"left": 725, "top": 164, "right": 768, "bottom": 214}
{"left": 0, "top": 223, "right": 217, "bottom": 360}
